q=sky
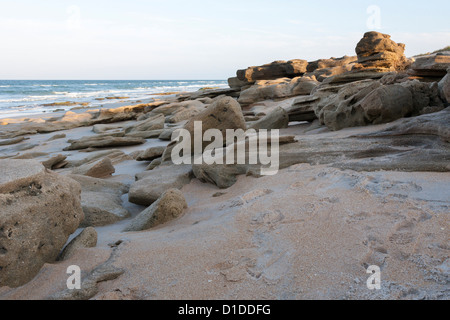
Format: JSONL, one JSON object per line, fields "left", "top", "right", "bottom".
{"left": 0, "top": 0, "right": 449, "bottom": 80}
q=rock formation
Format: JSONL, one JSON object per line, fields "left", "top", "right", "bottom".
{"left": 0, "top": 160, "right": 84, "bottom": 287}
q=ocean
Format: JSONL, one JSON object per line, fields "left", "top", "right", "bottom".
{"left": 0, "top": 80, "right": 228, "bottom": 119}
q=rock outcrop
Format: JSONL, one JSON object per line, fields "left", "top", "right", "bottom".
{"left": 57, "top": 227, "right": 98, "bottom": 261}
{"left": 0, "top": 160, "right": 84, "bottom": 288}
{"left": 353, "top": 31, "right": 408, "bottom": 72}
{"left": 71, "top": 157, "right": 116, "bottom": 178}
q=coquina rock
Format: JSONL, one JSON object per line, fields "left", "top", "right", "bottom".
{"left": 57, "top": 227, "right": 98, "bottom": 261}
{"left": 353, "top": 31, "right": 407, "bottom": 72}
{"left": 123, "top": 189, "right": 188, "bottom": 232}
{"left": 306, "top": 56, "right": 357, "bottom": 82}
{"left": 410, "top": 52, "right": 450, "bottom": 77}
{"left": 129, "top": 165, "right": 193, "bottom": 206}
{"left": 238, "top": 77, "right": 319, "bottom": 106}
{"left": 439, "top": 68, "right": 450, "bottom": 103}
{"left": 237, "top": 59, "right": 308, "bottom": 84}
{"left": 0, "top": 160, "right": 84, "bottom": 288}
{"left": 249, "top": 107, "right": 289, "bottom": 130}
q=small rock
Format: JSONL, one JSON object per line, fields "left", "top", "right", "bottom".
{"left": 123, "top": 189, "right": 188, "bottom": 232}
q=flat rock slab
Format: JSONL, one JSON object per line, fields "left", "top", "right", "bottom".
{"left": 64, "top": 136, "right": 146, "bottom": 151}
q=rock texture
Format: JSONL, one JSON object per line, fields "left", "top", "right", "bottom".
{"left": 353, "top": 31, "right": 407, "bottom": 72}
{"left": 411, "top": 53, "right": 450, "bottom": 77}
{"left": 183, "top": 96, "right": 246, "bottom": 150}
{"left": 71, "top": 157, "right": 116, "bottom": 178}
{"left": 237, "top": 60, "right": 308, "bottom": 84}
{"left": 238, "top": 77, "right": 319, "bottom": 106}
{"left": 129, "top": 165, "right": 193, "bottom": 206}
{"left": 123, "top": 189, "right": 188, "bottom": 232}
{"left": 194, "top": 108, "right": 450, "bottom": 188}
{"left": 64, "top": 135, "right": 145, "bottom": 151}
{"left": 249, "top": 107, "right": 289, "bottom": 130}
{"left": 439, "top": 67, "right": 450, "bottom": 103}
{"left": 57, "top": 227, "right": 98, "bottom": 261}
{"left": 135, "top": 146, "right": 166, "bottom": 161}
{"left": 66, "top": 174, "right": 130, "bottom": 228}
{"left": 0, "top": 160, "right": 83, "bottom": 288}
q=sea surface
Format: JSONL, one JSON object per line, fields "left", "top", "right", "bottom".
{"left": 0, "top": 80, "right": 228, "bottom": 119}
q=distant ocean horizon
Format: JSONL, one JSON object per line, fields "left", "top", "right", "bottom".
{"left": 0, "top": 80, "right": 228, "bottom": 119}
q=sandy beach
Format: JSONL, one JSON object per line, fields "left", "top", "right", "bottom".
{"left": 0, "top": 30, "right": 449, "bottom": 300}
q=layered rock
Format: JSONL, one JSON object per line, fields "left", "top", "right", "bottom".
{"left": 238, "top": 77, "right": 319, "bottom": 106}
{"left": 147, "top": 100, "right": 205, "bottom": 124}
{"left": 129, "top": 165, "right": 193, "bottom": 206}
{"left": 313, "top": 77, "right": 444, "bottom": 131}
{"left": 123, "top": 189, "right": 188, "bottom": 232}
{"left": 135, "top": 146, "right": 166, "bottom": 161}
{"left": 71, "top": 157, "right": 116, "bottom": 178}
{"left": 67, "top": 174, "right": 130, "bottom": 228}
{"left": 353, "top": 31, "right": 407, "bottom": 72}
{"left": 410, "top": 52, "right": 450, "bottom": 77}
{"left": 64, "top": 135, "right": 145, "bottom": 151}
{"left": 306, "top": 56, "right": 357, "bottom": 82}
{"left": 249, "top": 107, "right": 289, "bottom": 130}
{"left": 124, "top": 114, "right": 165, "bottom": 134}
{"left": 193, "top": 108, "right": 450, "bottom": 189}
{"left": 180, "top": 96, "right": 246, "bottom": 151}
{"left": 0, "top": 160, "right": 84, "bottom": 287}
{"left": 237, "top": 59, "right": 308, "bottom": 85}
{"left": 57, "top": 227, "right": 98, "bottom": 261}
{"left": 439, "top": 68, "right": 450, "bottom": 103}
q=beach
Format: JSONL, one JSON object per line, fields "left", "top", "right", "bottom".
{"left": 0, "top": 31, "right": 449, "bottom": 300}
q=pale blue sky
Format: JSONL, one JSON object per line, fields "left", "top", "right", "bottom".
{"left": 0, "top": 0, "right": 449, "bottom": 79}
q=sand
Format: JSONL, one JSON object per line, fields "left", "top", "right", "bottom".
{"left": 0, "top": 109, "right": 448, "bottom": 299}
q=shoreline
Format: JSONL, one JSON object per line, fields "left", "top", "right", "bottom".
{"left": 0, "top": 80, "right": 229, "bottom": 120}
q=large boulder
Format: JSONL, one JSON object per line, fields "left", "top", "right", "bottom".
{"left": 123, "top": 189, "right": 187, "bottom": 232}
{"left": 0, "top": 160, "right": 84, "bottom": 288}
{"left": 307, "top": 56, "right": 357, "bottom": 73}
{"left": 237, "top": 59, "right": 308, "bottom": 84}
